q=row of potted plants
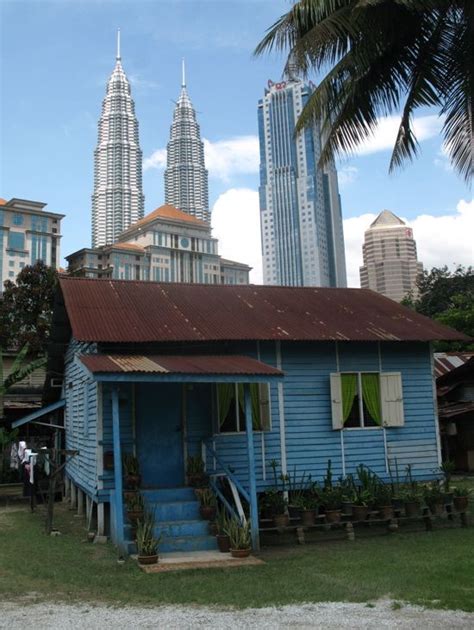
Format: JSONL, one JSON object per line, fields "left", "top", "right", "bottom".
{"left": 258, "top": 460, "right": 471, "bottom": 528}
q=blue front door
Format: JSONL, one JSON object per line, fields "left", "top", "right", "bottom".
{"left": 136, "top": 383, "right": 184, "bottom": 487}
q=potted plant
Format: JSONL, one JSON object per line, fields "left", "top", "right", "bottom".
{"left": 401, "top": 486, "right": 422, "bottom": 517}
{"left": 352, "top": 489, "right": 371, "bottom": 522}
{"left": 186, "top": 455, "right": 208, "bottom": 488}
{"left": 122, "top": 453, "right": 141, "bottom": 490}
{"left": 136, "top": 509, "right": 161, "bottom": 565}
{"left": 440, "top": 460, "right": 455, "bottom": 504}
{"left": 453, "top": 487, "right": 470, "bottom": 512}
{"left": 424, "top": 481, "right": 445, "bottom": 516}
{"left": 294, "top": 494, "right": 318, "bottom": 526}
{"left": 226, "top": 517, "right": 251, "bottom": 558}
{"left": 125, "top": 491, "right": 145, "bottom": 525}
{"left": 195, "top": 488, "right": 217, "bottom": 520}
{"left": 374, "top": 483, "right": 394, "bottom": 520}
{"left": 322, "top": 486, "right": 343, "bottom": 523}
{"left": 215, "top": 508, "right": 231, "bottom": 553}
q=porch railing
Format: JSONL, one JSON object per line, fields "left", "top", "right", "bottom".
{"left": 202, "top": 439, "right": 249, "bottom": 524}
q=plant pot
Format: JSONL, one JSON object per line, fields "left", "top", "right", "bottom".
{"left": 453, "top": 496, "right": 468, "bottom": 512}
{"left": 352, "top": 505, "right": 369, "bottom": 522}
{"left": 187, "top": 473, "right": 209, "bottom": 488}
{"left": 124, "top": 474, "right": 141, "bottom": 490}
{"left": 230, "top": 548, "right": 251, "bottom": 558}
{"left": 428, "top": 501, "right": 444, "bottom": 516}
{"left": 377, "top": 505, "right": 394, "bottom": 520}
{"left": 404, "top": 501, "right": 421, "bottom": 517}
{"left": 200, "top": 506, "right": 217, "bottom": 521}
{"left": 273, "top": 513, "right": 289, "bottom": 530}
{"left": 126, "top": 510, "right": 144, "bottom": 525}
{"left": 216, "top": 534, "right": 231, "bottom": 553}
{"left": 300, "top": 509, "right": 316, "bottom": 527}
{"left": 325, "top": 509, "right": 342, "bottom": 524}
{"left": 138, "top": 554, "right": 158, "bottom": 565}
{"left": 342, "top": 501, "right": 353, "bottom": 516}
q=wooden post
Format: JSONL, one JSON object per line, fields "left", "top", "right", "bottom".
{"left": 77, "top": 488, "right": 84, "bottom": 517}
{"left": 97, "top": 502, "right": 105, "bottom": 536}
{"left": 244, "top": 383, "right": 260, "bottom": 551}
{"left": 70, "top": 482, "right": 77, "bottom": 510}
{"left": 64, "top": 475, "right": 70, "bottom": 501}
{"left": 112, "top": 386, "right": 125, "bottom": 552}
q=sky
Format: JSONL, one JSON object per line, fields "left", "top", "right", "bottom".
{"left": 1, "top": 0, "right": 472, "bottom": 286}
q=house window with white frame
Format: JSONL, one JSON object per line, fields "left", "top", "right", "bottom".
{"left": 216, "top": 383, "right": 270, "bottom": 433}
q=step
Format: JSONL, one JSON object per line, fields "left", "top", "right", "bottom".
{"left": 149, "top": 500, "right": 201, "bottom": 522}
{"left": 155, "top": 519, "right": 211, "bottom": 538}
{"left": 141, "top": 487, "right": 196, "bottom": 503}
{"left": 126, "top": 535, "right": 217, "bottom": 555}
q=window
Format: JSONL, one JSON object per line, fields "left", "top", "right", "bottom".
{"left": 330, "top": 372, "right": 404, "bottom": 429}
{"left": 216, "top": 383, "right": 270, "bottom": 433}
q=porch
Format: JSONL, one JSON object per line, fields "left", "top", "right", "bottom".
{"left": 79, "top": 353, "right": 283, "bottom": 553}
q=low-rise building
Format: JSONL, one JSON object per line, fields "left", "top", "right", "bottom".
{"left": 0, "top": 197, "right": 64, "bottom": 291}
{"left": 66, "top": 204, "right": 250, "bottom": 284}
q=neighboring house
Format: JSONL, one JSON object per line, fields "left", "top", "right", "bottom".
{"left": 436, "top": 353, "right": 474, "bottom": 471}
{"left": 67, "top": 204, "right": 250, "bottom": 285}
{"left": 26, "top": 278, "right": 467, "bottom": 552}
{"left": 1, "top": 348, "right": 45, "bottom": 426}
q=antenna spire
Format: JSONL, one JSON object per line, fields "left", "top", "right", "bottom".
{"left": 116, "top": 28, "right": 121, "bottom": 61}
{"left": 181, "top": 58, "right": 186, "bottom": 88}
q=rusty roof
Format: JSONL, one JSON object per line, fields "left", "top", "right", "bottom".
{"left": 58, "top": 277, "right": 470, "bottom": 344}
{"left": 434, "top": 352, "right": 474, "bottom": 379}
{"left": 121, "top": 204, "right": 207, "bottom": 233}
{"left": 106, "top": 242, "right": 145, "bottom": 253}
{"left": 79, "top": 354, "right": 283, "bottom": 376}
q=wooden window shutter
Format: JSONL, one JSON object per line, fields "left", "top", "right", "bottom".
{"left": 330, "top": 373, "right": 344, "bottom": 430}
{"left": 380, "top": 372, "right": 405, "bottom": 427}
{"left": 259, "top": 383, "right": 271, "bottom": 431}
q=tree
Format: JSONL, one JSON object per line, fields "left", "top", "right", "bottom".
{"left": 255, "top": 1, "right": 473, "bottom": 184}
{"left": 1, "top": 262, "right": 58, "bottom": 355}
{"left": 0, "top": 344, "right": 47, "bottom": 421}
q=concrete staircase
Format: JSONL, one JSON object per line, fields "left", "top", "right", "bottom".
{"left": 125, "top": 487, "right": 218, "bottom": 554}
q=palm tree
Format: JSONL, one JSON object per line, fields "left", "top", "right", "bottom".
{"left": 255, "top": 0, "right": 473, "bottom": 184}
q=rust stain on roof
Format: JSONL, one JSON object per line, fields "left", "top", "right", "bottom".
{"left": 59, "top": 277, "right": 471, "bottom": 344}
{"left": 79, "top": 354, "right": 283, "bottom": 376}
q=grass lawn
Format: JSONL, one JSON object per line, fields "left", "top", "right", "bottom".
{"left": 1, "top": 479, "right": 473, "bottom": 611}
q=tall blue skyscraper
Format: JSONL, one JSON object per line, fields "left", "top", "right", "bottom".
{"left": 258, "top": 77, "right": 347, "bottom": 287}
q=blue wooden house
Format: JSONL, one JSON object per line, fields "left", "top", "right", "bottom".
{"left": 41, "top": 277, "right": 467, "bottom": 551}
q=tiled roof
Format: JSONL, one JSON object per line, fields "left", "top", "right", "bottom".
{"left": 124, "top": 204, "right": 207, "bottom": 231}
{"left": 106, "top": 242, "right": 145, "bottom": 253}
{"left": 0, "top": 198, "right": 8, "bottom": 205}
{"left": 58, "top": 277, "right": 471, "bottom": 344}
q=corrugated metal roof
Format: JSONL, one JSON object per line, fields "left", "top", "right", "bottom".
{"left": 79, "top": 354, "right": 283, "bottom": 376}
{"left": 434, "top": 352, "right": 474, "bottom": 379}
{"left": 59, "top": 277, "right": 470, "bottom": 344}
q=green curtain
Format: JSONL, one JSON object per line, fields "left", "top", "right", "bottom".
{"left": 218, "top": 383, "right": 234, "bottom": 427}
{"left": 237, "top": 383, "right": 262, "bottom": 430}
{"left": 341, "top": 373, "right": 358, "bottom": 425}
{"left": 361, "top": 373, "right": 381, "bottom": 425}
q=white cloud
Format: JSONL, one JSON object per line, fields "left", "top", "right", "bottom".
{"left": 338, "top": 165, "right": 359, "bottom": 188}
{"left": 212, "top": 188, "right": 262, "bottom": 283}
{"left": 343, "top": 199, "right": 474, "bottom": 288}
{"left": 434, "top": 144, "right": 453, "bottom": 172}
{"left": 355, "top": 114, "right": 443, "bottom": 156}
{"left": 143, "top": 148, "right": 167, "bottom": 171}
{"left": 128, "top": 74, "right": 160, "bottom": 90}
{"left": 143, "top": 135, "right": 259, "bottom": 180}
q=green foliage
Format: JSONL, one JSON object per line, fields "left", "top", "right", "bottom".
{"left": 0, "top": 343, "right": 47, "bottom": 419}
{"left": 453, "top": 486, "right": 471, "bottom": 498}
{"left": 195, "top": 488, "right": 216, "bottom": 507}
{"left": 423, "top": 481, "right": 444, "bottom": 505}
{"left": 135, "top": 509, "right": 161, "bottom": 556}
{"left": 255, "top": 1, "right": 473, "bottom": 184}
{"left": 122, "top": 454, "right": 140, "bottom": 477}
{"left": 260, "top": 488, "right": 287, "bottom": 515}
{"left": 225, "top": 517, "right": 251, "bottom": 550}
{"left": 125, "top": 492, "right": 144, "bottom": 512}
{"left": 440, "top": 459, "right": 455, "bottom": 492}
{"left": 215, "top": 507, "right": 230, "bottom": 535}
{"left": 186, "top": 454, "right": 205, "bottom": 475}
{"left": 0, "top": 261, "right": 58, "bottom": 354}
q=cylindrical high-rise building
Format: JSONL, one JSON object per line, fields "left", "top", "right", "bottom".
{"left": 91, "top": 31, "right": 144, "bottom": 247}
{"left": 164, "top": 63, "right": 210, "bottom": 223}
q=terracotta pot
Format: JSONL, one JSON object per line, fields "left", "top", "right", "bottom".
{"left": 124, "top": 474, "right": 141, "bottom": 490}
{"left": 325, "top": 509, "right": 342, "bottom": 524}
{"left": 404, "top": 501, "right": 421, "bottom": 517}
{"left": 300, "top": 509, "right": 315, "bottom": 527}
{"left": 216, "top": 534, "right": 231, "bottom": 553}
{"left": 230, "top": 548, "right": 251, "bottom": 558}
{"left": 200, "top": 506, "right": 217, "bottom": 521}
{"left": 453, "top": 496, "right": 468, "bottom": 512}
{"left": 352, "top": 505, "right": 369, "bottom": 522}
{"left": 377, "top": 505, "right": 394, "bottom": 520}
{"left": 138, "top": 554, "right": 158, "bottom": 565}
{"left": 273, "top": 513, "right": 289, "bottom": 530}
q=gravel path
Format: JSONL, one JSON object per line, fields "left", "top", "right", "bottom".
{"left": 0, "top": 600, "right": 473, "bottom": 629}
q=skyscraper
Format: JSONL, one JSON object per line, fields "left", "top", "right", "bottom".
{"left": 91, "top": 31, "right": 144, "bottom": 248}
{"left": 258, "top": 77, "right": 347, "bottom": 287}
{"left": 164, "top": 62, "right": 210, "bottom": 223}
{"left": 360, "top": 209, "right": 424, "bottom": 302}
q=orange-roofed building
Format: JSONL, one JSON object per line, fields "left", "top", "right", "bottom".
{"left": 66, "top": 203, "right": 251, "bottom": 284}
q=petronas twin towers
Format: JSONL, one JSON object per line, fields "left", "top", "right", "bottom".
{"left": 91, "top": 32, "right": 209, "bottom": 248}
